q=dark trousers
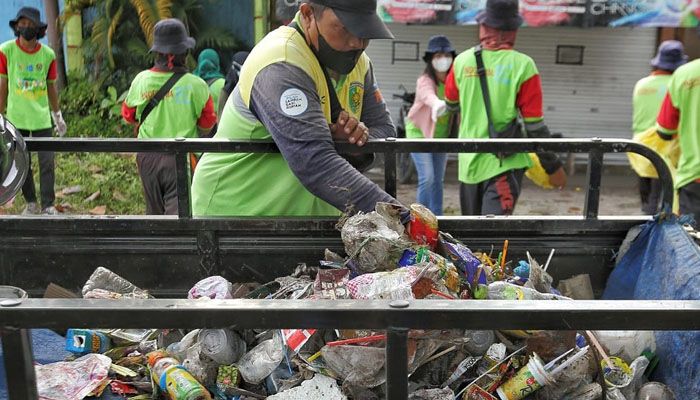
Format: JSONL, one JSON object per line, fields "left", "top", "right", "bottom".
{"left": 460, "top": 169, "right": 525, "bottom": 216}
{"left": 20, "top": 128, "right": 55, "bottom": 208}
{"left": 639, "top": 177, "right": 662, "bottom": 215}
{"left": 679, "top": 181, "right": 700, "bottom": 227}
{"left": 136, "top": 153, "right": 178, "bottom": 215}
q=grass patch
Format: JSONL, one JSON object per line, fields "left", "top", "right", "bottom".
{"left": 2, "top": 152, "right": 145, "bottom": 215}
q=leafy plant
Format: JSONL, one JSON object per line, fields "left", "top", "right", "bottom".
{"left": 100, "top": 86, "right": 128, "bottom": 119}
{"left": 64, "top": 0, "right": 242, "bottom": 93}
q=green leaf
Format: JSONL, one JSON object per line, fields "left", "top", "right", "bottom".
{"left": 107, "top": 86, "right": 117, "bottom": 101}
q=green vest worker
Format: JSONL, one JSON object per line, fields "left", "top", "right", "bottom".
{"left": 122, "top": 19, "right": 216, "bottom": 215}
{"left": 657, "top": 40, "right": 700, "bottom": 225}
{"left": 444, "top": 0, "right": 566, "bottom": 216}
{"left": 192, "top": 0, "right": 398, "bottom": 217}
{"left": 0, "top": 7, "right": 67, "bottom": 215}
{"left": 631, "top": 40, "right": 686, "bottom": 214}
{"left": 194, "top": 48, "right": 226, "bottom": 117}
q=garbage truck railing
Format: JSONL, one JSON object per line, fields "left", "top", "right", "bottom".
{"left": 1, "top": 299, "right": 699, "bottom": 400}
{"left": 1, "top": 138, "right": 684, "bottom": 399}
{"left": 22, "top": 137, "right": 674, "bottom": 219}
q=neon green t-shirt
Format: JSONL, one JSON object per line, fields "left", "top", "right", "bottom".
{"left": 125, "top": 70, "right": 210, "bottom": 139}
{"left": 665, "top": 60, "right": 700, "bottom": 189}
{"left": 0, "top": 40, "right": 56, "bottom": 130}
{"left": 208, "top": 77, "right": 225, "bottom": 116}
{"left": 632, "top": 73, "right": 671, "bottom": 135}
{"left": 451, "top": 48, "right": 535, "bottom": 184}
{"left": 405, "top": 82, "right": 451, "bottom": 139}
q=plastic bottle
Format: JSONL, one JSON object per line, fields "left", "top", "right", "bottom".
{"left": 592, "top": 331, "right": 656, "bottom": 363}
{"left": 65, "top": 329, "right": 111, "bottom": 355}
{"left": 147, "top": 351, "right": 212, "bottom": 400}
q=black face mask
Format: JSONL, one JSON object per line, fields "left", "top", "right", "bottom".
{"left": 16, "top": 27, "right": 39, "bottom": 41}
{"left": 314, "top": 24, "right": 363, "bottom": 75}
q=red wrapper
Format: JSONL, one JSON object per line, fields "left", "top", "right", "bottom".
{"left": 407, "top": 204, "right": 439, "bottom": 250}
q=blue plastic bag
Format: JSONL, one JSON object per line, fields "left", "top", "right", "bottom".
{"left": 603, "top": 217, "right": 700, "bottom": 398}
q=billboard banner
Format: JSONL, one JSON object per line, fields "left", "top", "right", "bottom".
{"left": 276, "top": 0, "right": 700, "bottom": 27}
{"left": 379, "top": 0, "right": 700, "bottom": 27}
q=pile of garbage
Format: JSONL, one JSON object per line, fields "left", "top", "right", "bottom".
{"left": 37, "top": 203, "right": 675, "bottom": 400}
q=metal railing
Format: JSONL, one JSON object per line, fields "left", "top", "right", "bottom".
{"left": 1, "top": 299, "right": 699, "bottom": 399}
{"left": 0, "top": 138, "right": 686, "bottom": 400}
{"left": 21, "top": 137, "right": 674, "bottom": 218}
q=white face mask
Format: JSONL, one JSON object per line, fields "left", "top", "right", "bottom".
{"left": 432, "top": 56, "right": 453, "bottom": 72}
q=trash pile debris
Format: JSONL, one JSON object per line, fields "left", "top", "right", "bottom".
{"left": 35, "top": 204, "right": 674, "bottom": 400}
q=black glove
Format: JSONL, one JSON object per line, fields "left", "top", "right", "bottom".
{"left": 526, "top": 123, "right": 563, "bottom": 174}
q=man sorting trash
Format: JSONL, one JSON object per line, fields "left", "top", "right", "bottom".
{"left": 191, "top": 0, "right": 398, "bottom": 216}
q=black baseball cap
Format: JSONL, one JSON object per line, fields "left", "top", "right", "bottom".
{"left": 310, "top": 0, "right": 394, "bottom": 40}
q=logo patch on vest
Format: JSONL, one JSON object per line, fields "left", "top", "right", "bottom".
{"left": 280, "top": 88, "right": 308, "bottom": 116}
{"left": 348, "top": 82, "right": 363, "bottom": 115}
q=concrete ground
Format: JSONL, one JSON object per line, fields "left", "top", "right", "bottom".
{"left": 369, "top": 161, "right": 645, "bottom": 217}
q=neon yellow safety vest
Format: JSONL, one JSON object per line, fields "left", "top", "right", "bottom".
{"left": 191, "top": 23, "right": 370, "bottom": 216}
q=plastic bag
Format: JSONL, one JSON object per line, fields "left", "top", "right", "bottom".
{"left": 321, "top": 345, "right": 386, "bottom": 388}
{"left": 488, "top": 281, "right": 570, "bottom": 300}
{"left": 188, "top": 276, "right": 234, "bottom": 300}
{"left": 238, "top": 333, "right": 286, "bottom": 384}
{"left": 621, "top": 356, "right": 650, "bottom": 400}
{"left": 313, "top": 269, "right": 350, "bottom": 299}
{"left": 439, "top": 236, "right": 486, "bottom": 286}
{"left": 341, "top": 211, "right": 410, "bottom": 273}
{"left": 82, "top": 288, "right": 147, "bottom": 299}
{"left": 409, "top": 388, "right": 455, "bottom": 400}
{"left": 182, "top": 340, "right": 219, "bottom": 386}
{"left": 603, "top": 218, "right": 700, "bottom": 399}
{"left": 81, "top": 267, "right": 149, "bottom": 298}
{"left": 628, "top": 126, "right": 679, "bottom": 179}
{"left": 525, "top": 153, "right": 554, "bottom": 189}
{"left": 36, "top": 353, "right": 112, "bottom": 400}
{"left": 347, "top": 267, "right": 418, "bottom": 300}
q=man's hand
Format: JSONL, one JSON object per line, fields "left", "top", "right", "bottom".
{"left": 548, "top": 166, "right": 567, "bottom": 189}
{"left": 330, "top": 110, "right": 369, "bottom": 147}
{"left": 51, "top": 110, "right": 67, "bottom": 137}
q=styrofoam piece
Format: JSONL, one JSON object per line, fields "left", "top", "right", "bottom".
{"left": 267, "top": 374, "right": 347, "bottom": 400}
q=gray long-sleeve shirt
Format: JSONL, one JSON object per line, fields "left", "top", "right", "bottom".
{"left": 248, "top": 61, "right": 398, "bottom": 213}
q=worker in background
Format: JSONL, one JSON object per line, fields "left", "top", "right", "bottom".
{"left": 405, "top": 35, "right": 457, "bottom": 215}
{"left": 194, "top": 48, "right": 226, "bottom": 122}
{"left": 218, "top": 51, "right": 250, "bottom": 119}
{"left": 445, "top": 0, "right": 566, "bottom": 216}
{"left": 191, "top": 0, "right": 399, "bottom": 217}
{"left": 656, "top": 31, "right": 700, "bottom": 225}
{"left": 0, "top": 7, "right": 66, "bottom": 215}
{"left": 122, "top": 19, "right": 216, "bottom": 215}
{"left": 630, "top": 40, "right": 687, "bottom": 214}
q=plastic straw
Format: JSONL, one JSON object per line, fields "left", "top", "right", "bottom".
{"left": 544, "top": 249, "right": 556, "bottom": 272}
{"left": 586, "top": 330, "right": 614, "bottom": 370}
{"left": 423, "top": 345, "right": 457, "bottom": 364}
{"left": 501, "top": 240, "right": 509, "bottom": 270}
{"left": 306, "top": 350, "right": 322, "bottom": 363}
{"left": 544, "top": 347, "right": 577, "bottom": 370}
{"left": 279, "top": 330, "right": 294, "bottom": 374}
{"left": 550, "top": 346, "right": 590, "bottom": 377}
{"left": 326, "top": 334, "right": 387, "bottom": 347}
{"left": 431, "top": 288, "right": 456, "bottom": 300}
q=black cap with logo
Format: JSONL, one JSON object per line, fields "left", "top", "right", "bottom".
{"left": 311, "top": 0, "right": 394, "bottom": 40}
